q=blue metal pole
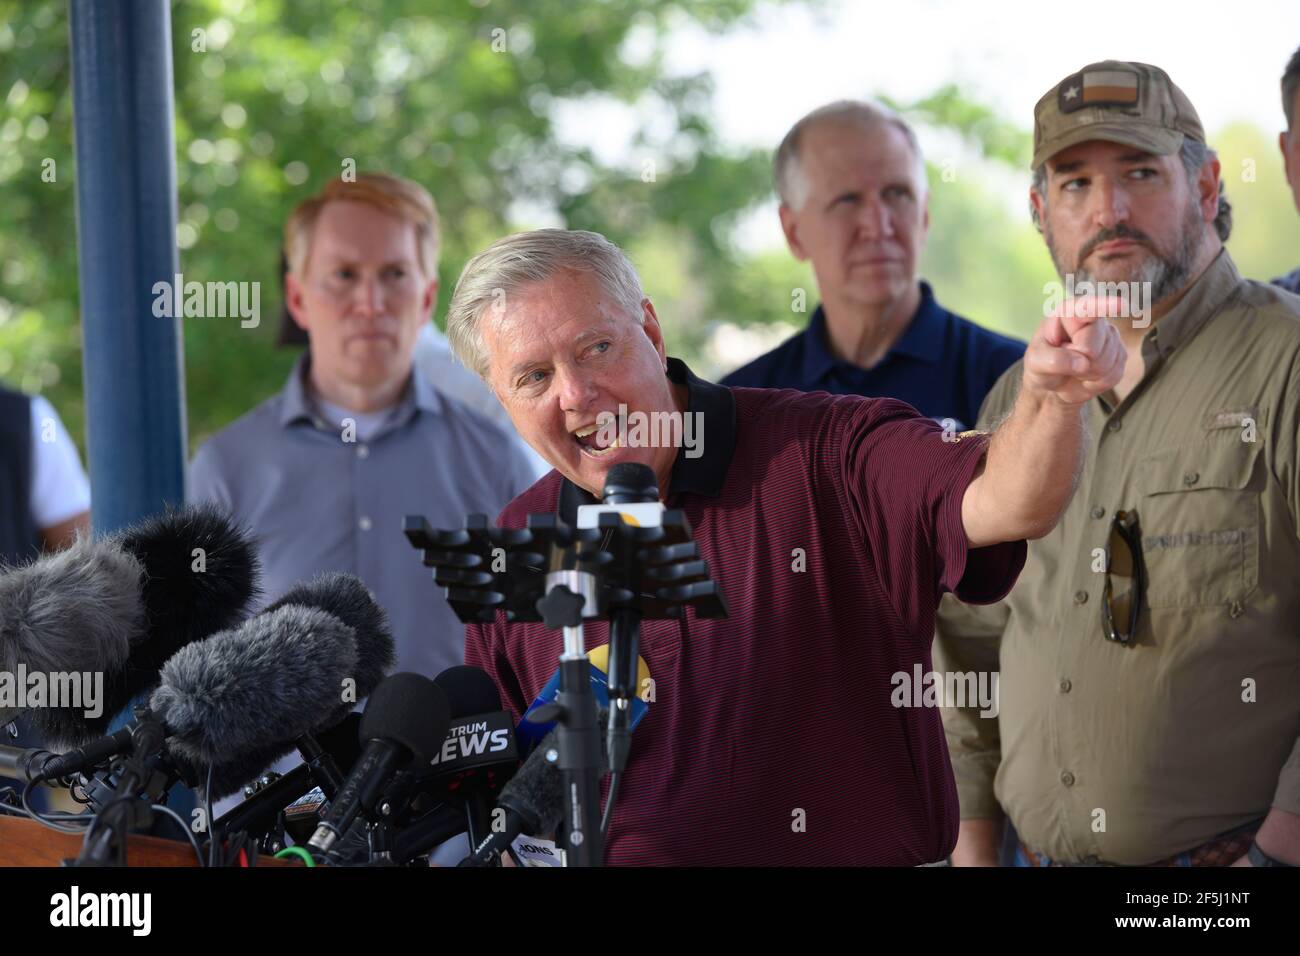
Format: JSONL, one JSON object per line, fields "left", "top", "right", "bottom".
{"left": 68, "top": 0, "right": 194, "bottom": 819}
{"left": 68, "top": 0, "right": 186, "bottom": 535}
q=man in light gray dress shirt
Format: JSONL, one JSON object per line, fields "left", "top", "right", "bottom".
{"left": 190, "top": 171, "right": 536, "bottom": 689}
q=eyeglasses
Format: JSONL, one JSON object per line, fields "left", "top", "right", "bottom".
{"left": 1102, "top": 509, "right": 1147, "bottom": 646}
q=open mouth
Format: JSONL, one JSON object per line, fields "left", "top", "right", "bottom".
{"left": 571, "top": 412, "right": 626, "bottom": 459}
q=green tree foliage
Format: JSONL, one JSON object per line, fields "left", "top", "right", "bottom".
{"left": 2, "top": 0, "right": 1298, "bottom": 457}
{"left": 0, "top": 0, "right": 776, "bottom": 451}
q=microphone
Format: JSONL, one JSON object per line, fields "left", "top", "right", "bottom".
{"left": 263, "top": 571, "right": 396, "bottom": 724}
{"left": 4, "top": 505, "right": 261, "bottom": 745}
{"left": 0, "top": 535, "right": 147, "bottom": 731}
{"left": 307, "top": 672, "right": 450, "bottom": 854}
{"left": 419, "top": 666, "right": 520, "bottom": 849}
{"left": 152, "top": 604, "right": 357, "bottom": 768}
{"left": 211, "top": 712, "right": 364, "bottom": 832}
{"left": 269, "top": 670, "right": 509, "bottom": 866}
{"left": 460, "top": 708, "right": 609, "bottom": 867}
{"left": 103, "top": 504, "right": 262, "bottom": 714}
{"left": 179, "top": 575, "right": 396, "bottom": 801}
{"left": 579, "top": 463, "right": 661, "bottom": 778}
{"left": 29, "top": 604, "right": 358, "bottom": 783}
{"left": 435, "top": 665, "right": 503, "bottom": 725}
{"left": 390, "top": 802, "right": 469, "bottom": 865}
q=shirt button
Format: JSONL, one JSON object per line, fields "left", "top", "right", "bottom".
{"left": 1229, "top": 600, "right": 1244, "bottom": 619}
{"left": 357, "top": 444, "right": 370, "bottom": 459}
{"left": 1090, "top": 506, "right": 1105, "bottom": 519}
{"left": 1060, "top": 771, "right": 1075, "bottom": 787}
{"left": 1183, "top": 471, "right": 1199, "bottom": 486}
{"left": 358, "top": 516, "right": 373, "bottom": 532}
{"left": 1073, "top": 590, "right": 1088, "bottom": 605}
{"left": 1059, "top": 679, "right": 1072, "bottom": 693}
{"left": 1107, "top": 419, "right": 1122, "bottom": 433}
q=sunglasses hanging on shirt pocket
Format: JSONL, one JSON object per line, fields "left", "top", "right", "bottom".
{"left": 1102, "top": 508, "right": 1147, "bottom": 646}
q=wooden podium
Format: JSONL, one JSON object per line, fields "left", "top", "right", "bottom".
{"left": 0, "top": 816, "right": 293, "bottom": 867}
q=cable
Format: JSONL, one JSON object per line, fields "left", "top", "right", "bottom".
{"left": 206, "top": 763, "right": 216, "bottom": 867}
{"left": 151, "top": 802, "right": 206, "bottom": 866}
{"left": 22, "top": 781, "right": 92, "bottom": 833}
{"left": 600, "top": 770, "right": 621, "bottom": 837}
{"left": 226, "top": 829, "right": 249, "bottom": 868}
{"left": 274, "top": 845, "right": 316, "bottom": 866}
{"left": 79, "top": 793, "right": 136, "bottom": 865}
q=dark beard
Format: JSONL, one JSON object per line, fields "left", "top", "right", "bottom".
{"left": 1046, "top": 196, "right": 1204, "bottom": 306}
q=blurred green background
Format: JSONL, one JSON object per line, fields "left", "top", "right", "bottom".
{"left": 1, "top": 0, "right": 1297, "bottom": 458}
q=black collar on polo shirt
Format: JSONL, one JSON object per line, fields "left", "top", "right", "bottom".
{"left": 557, "top": 357, "right": 737, "bottom": 523}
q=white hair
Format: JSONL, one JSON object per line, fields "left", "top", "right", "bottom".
{"left": 446, "top": 229, "right": 646, "bottom": 378}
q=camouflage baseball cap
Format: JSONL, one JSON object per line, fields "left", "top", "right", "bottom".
{"left": 1032, "top": 60, "right": 1204, "bottom": 169}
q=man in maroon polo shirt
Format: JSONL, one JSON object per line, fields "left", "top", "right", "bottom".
{"left": 444, "top": 229, "right": 1123, "bottom": 865}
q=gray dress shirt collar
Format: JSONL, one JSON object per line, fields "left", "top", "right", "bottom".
{"left": 277, "top": 352, "right": 444, "bottom": 435}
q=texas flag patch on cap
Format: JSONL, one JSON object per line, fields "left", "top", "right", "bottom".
{"left": 1059, "top": 68, "right": 1139, "bottom": 113}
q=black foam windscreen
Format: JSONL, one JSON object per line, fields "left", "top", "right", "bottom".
{"left": 602, "top": 463, "right": 658, "bottom": 503}
{"left": 313, "top": 711, "right": 364, "bottom": 774}
{"left": 88, "top": 504, "right": 262, "bottom": 737}
{"left": 115, "top": 503, "right": 261, "bottom": 647}
{"left": 433, "top": 665, "right": 502, "bottom": 718}
{"left": 152, "top": 604, "right": 357, "bottom": 767}
{"left": 358, "top": 673, "right": 451, "bottom": 766}
{"left": 1, "top": 536, "right": 146, "bottom": 744}
{"left": 265, "top": 572, "right": 395, "bottom": 709}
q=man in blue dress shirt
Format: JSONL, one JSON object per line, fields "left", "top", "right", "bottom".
{"left": 723, "top": 101, "right": 1024, "bottom": 431}
{"left": 191, "top": 173, "right": 536, "bottom": 683}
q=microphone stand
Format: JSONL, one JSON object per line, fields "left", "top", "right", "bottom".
{"left": 293, "top": 731, "right": 346, "bottom": 798}
{"left": 603, "top": 607, "right": 639, "bottom": 831}
{"left": 73, "top": 712, "right": 168, "bottom": 867}
{"left": 602, "top": 471, "right": 655, "bottom": 789}
{"left": 535, "top": 569, "right": 604, "bottom": 867}
{"left": 405, "top": 486, "right": 729, "bottom": 867}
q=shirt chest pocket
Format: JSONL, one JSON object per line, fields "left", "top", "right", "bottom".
{"left": 1138, "top": 443, "right": 1261, "bottom": 609}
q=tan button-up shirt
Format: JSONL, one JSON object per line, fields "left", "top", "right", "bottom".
{"left": 935, "top": 251, "right": 1300, "bottom": 864}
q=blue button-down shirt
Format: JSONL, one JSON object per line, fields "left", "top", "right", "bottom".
{"left": 189, "top": 354, "right": 539, "bottom": 680}
{"left": 721, "top": 282, "right": 1025, "bottom": 432}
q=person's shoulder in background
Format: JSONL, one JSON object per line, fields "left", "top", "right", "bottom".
{"left": 1272, "top": 266, "right": 1300, "bottom": 297}
{"left": 188, "top": 389, "right": 288, "bottom": 509}
{"left": 429, "top": 383, "right": 546, "bottom": 505}
{"left": 718, "top": 326, "right": 806, "bottom": 390}
{"left": 939, "top": 301, "right": 1026, "bottom": 430}
{"left": 415, "top": 323, "right": 551, "bottom": 480}
{"left": 28, "top": 394, "right": 91, "bottom": 543}
{"left": 944, "top": 305, "right": 1026, "bottom": 384}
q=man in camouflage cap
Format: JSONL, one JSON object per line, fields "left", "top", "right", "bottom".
{"left": 937, "top": 60, "right": 1300, "bottom": 867}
